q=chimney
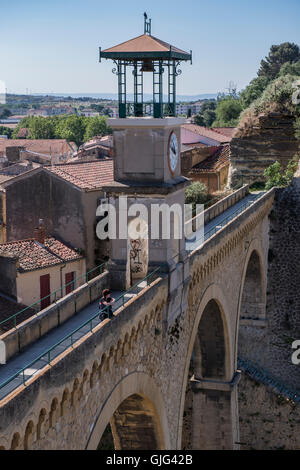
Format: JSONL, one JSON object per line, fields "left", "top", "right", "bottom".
{"left": 34, "top": 219, "right": 46, "bottom": 244}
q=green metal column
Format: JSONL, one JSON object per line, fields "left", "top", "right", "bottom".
{"left": 168, "top": 60, "right": 176, "bottom": 116}
{"left": 133, "top": 62, "right": 144, "bottom": 117}
{"left": 118, "top": 61, "right": 126, "bottom": 118}
{"left": 153, "top": 61, "right": 163, "bottom": 118}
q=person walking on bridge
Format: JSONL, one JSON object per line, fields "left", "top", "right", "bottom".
{"left": 99, "top": 289, "right": 115, "bottom": 321}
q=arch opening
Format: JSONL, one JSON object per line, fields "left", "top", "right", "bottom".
{"left": 97, "top": 393, "right": 164, "bottom": 450}
{"left": 240, "top": 250, "right": 264, "bottom": 321}
{"left": 182, "top": 298, "right": 228, "bottom": 449}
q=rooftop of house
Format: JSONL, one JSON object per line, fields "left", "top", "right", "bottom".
{"left": 0, "top": 160, "right": 40, "bottom": 185}
{"left": 0, "top": 295, "right": 35, "bottom": 332}
{"left": 17, "top": 128, "right": 31, "bottom": 139}
{"left": 47, "top": 159, "right": 114, "bottom": 190}
{"left": 80, "top": 135, "right": 114, "bottom": 150}
{"left": 182, "top": 124, "right": 233, "bottom": 143}
{"left": 212, "top": 127, "right": 236, "bottom": 138}
{"left": 0, "top": 236, "right": 83, "bottom": 272}
{"left": 0, "top": 138, "right": 77, "bottom": 157}
{"left": 190, "top": 144, "right": 230, "bottom": 173}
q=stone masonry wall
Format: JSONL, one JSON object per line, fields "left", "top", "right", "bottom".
{"left": 239, "top": 174, "right": 300, "bottom": 395}
{"left": 229, "top": 112, "right": 299, "bottom": 187}
{"left": 239, "top": 372, "right": 300, "bottom": 450}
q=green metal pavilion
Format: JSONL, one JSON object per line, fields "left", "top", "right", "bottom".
{"left": 99, "top": 14, "right": 192, "bottom": 118}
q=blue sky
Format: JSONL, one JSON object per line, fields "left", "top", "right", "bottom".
{"left": 1, "top": 0, "right": 300, "bottom": 96}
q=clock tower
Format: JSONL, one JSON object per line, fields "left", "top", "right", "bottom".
{"left": 100, "top": 15, "right": 192, "bottom": 300}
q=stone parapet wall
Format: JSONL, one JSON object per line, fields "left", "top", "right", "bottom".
{"left": 0, "top": 270, "right": 110, "bottom": 362}
{"left": 186, "top": 184, "right": 249, "bottom": 233}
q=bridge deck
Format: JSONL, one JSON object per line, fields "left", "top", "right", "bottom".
{"left": 0, "top": 191, "right": 265, "bottom": 401}
{"left": 185, "top": 192, "right": 264, "bottom": 252}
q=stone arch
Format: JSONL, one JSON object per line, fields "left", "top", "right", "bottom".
{"left": 24, "top": 420, "right": 35, "bottom": 450}
{"left": 239, "top": 242, "right": 266, "bottom": 322}
{"left": 37, "top": 408, "right": 47, "bottom": 439}
{"left": 234, "top": 239, "right": 267, "bottom": 369}
{"left": 86, "top": 372, "right": 170, "bottom": 450}
{"left": 193, "top": 299, "right": 228, "bottom": 380}
{"left": 60, "top": 389, "right": 70, "bottom": 417}
{"left": 178, "top": 284, "right": 237, "bottom": 450}
{"left": 90, "top": 361, "right": 99, "bottom": 389}
{"left": 10, "top": 432, "right": 21, "bottom": 450}
{"left": 49, "top": 398, "right": 59, "bottom": 428}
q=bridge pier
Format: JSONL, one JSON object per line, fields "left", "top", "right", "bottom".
{"left": 190, "top": 371, "right": 241, "bottom": 450}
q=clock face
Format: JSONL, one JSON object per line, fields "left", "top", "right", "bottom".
{"left": 168, "top": 131, "right": 179, "bottom": 175}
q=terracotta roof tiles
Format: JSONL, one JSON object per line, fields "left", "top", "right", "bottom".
{"left": 47, "top": 159, "right": 114, "bottom": 190}
{"left": 190, "top": 145, "right": 230, "bottom": 173}
{"left": 0, "top": 237, "right": 83, "bottom": 272}
{"left": 0, "top": 138, "right": 76, "bottom": 156}
{"left": 182, "top": 124, "right": 232, "bottom": 143}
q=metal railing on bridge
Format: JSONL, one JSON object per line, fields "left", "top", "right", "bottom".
{"left": 187, "top": 192, "right": 265, "bottom": 248}
{"left": 238, "top": 357, "right": 300, "bottom": 404}
{"left": 0, "top": 267, "right": 161, "bottom": 400}
{"left": 0, "top": 263, "right": 107, "bottom": 332}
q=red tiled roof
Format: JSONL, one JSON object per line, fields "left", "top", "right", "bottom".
{"left": 17, "top": 128, "right": 31, "bottom": 138}
{"left": 190, "top": 145, "right": 230, "bottom": 173}
{"left": 0, "top": 139, "right": 76, "bottom": 156}
{"left": 47, "top": 159, "right": 114, "bottom": 190}
{"left": 182, "top": 124, "right": 232, "bottom": 143}
{"left": 0, "top": 296, "right": 35, "bottom": 332}
{"left": 182, "top": 142, "right": 209, "bottom": 150}
{"left": 212, "top": 127, "right": 236, "bottom": 138}
{"left": 0, "top": 236, "right": 83, "bottom": 272}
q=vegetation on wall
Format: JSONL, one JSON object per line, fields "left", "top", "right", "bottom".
{"left": 264, "top": 157, "right": 299, "bottom": 190}
{"left": 193, "top": 42, "right": 300, "bottom": 129}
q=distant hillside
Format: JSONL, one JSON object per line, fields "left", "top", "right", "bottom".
{"left": 30, "top": 92, "right": 219, "bottom": 102}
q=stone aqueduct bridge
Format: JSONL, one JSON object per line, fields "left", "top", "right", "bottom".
{"left": 0, "top": 188, "right": 274, "bottom": 450}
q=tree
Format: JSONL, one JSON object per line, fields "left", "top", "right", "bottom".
{"left": 29, "top": 116, "right": 56, "bottom": 139}
{"left": 279, "top": 61, "right": 300, "bottom": 77}
{"left": 0, "top": 108, "right": 11, "bottom": 119}
{"left": 194, "top": 100, "right": 216, "bottom": 127}
{"left": 0, "top": 126, "right": 12, "bottom": 138}
{"left": 258, "top": 42, "right": 300, "bottom": 81}
{"left": 55, "top": 115, "right": 87, "bottom": 146}
{"left": 294, "top": 118, "right": 300, "bottom": 140}
{"left": 185, "top": 182, "right": 208, "bottom": 213}
{"left": 212, "top": 97, "right": 243, "bottom": 127}
{"left": 84, "top": 115, "right": 109, "bottom": 141}
{"left": 240, "top": 76, "right": 269, "bottom": 108}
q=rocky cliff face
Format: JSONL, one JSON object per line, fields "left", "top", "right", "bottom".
{"left": 229, "top": 112, "right": 299, "bottom": 187}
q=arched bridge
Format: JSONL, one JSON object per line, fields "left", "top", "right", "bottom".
{"left": 0, "top": 186, "right": 274, "bottom": 450}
